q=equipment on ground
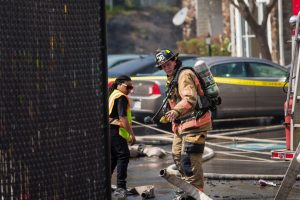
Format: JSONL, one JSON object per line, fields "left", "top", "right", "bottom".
{"left": 131, "top": 185, "right": 155, "bottom": 199}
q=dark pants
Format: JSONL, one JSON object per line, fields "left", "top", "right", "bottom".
{"left": 110, "top": 127, "right": 130, "bottom": 189}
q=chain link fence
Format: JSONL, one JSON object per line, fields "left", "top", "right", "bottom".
{"left": 0, "top": 1, "right": 110, "bottom": 199}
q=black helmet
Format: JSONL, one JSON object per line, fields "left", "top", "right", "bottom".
{"left": 155, "top": 49, "right": 179, "bottom": 68}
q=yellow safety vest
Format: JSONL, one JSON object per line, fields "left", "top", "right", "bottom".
{"left": 108, "top": 89, "right": 132, "bottom": 143}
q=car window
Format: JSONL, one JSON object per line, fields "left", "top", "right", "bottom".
{"left": 210, "top": 62, "right": 246, "bottom": 77}
{"left": 152, "top": 70, "right": 166, "bottom": 76}
{"left": 248, "top": 62, "right": 286, "bottom": 77}
{"left": 108, "top": 54, "right": 147, "bottom": 68}
{"left": 108, "top": 56, "right": 155, "bottom": 77}
{"left": 109, "top": 59, "right": 134, "bottom": 68}
{"left": 181, "top": 59, "right": 197, "bottom": 67}
{"left": 135, "top": 64, "right": 157, "bottom": 75}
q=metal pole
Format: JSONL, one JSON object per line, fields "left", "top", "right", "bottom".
{"left": 230, "top": 4, "right": 236, "bottom": 56}
{"left": 235, "top": 6, "right": 243, "bottom": 57}
{"left": 208, "top": 44, "right": 212, "bottom": 56}
{"left": 206, "top": 33, "right": 212, "bottom": 56}
{"left": 278, "top": 0, "right": 285, "bottom": 66}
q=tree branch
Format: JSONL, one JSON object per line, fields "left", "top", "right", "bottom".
{"left": 231, "top": 0, "right": 260, "bottom": 30}
{"left": 266, "top": 0, "right": 277, "bottom": 13}
{"left": 229, "top": 0, "right": 274, "bottom": 59}
{"left": 249, "top": 0, "right": 257, "bottom": 15}
{"left": 262, "top": 0, "right": 277, "bottom": 27}
{"left": 229, "top": 0, "right": 239, "bottom": 9}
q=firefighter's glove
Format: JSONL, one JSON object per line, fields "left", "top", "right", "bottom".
{"left": 165, "top": 109, "right": 180, "bottom": 122}
{"left": 159, "top": 116, "right": 169, "bottom": 124}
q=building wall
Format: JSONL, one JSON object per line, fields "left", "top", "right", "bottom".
{"left": 283, "top": 1, "right": 293, "bottom": 65}
{"left": 195, "top": 0, "right": 223, "bottom": 36}
{"left": 222, "top": 0, "right": 231, "bottom": 39}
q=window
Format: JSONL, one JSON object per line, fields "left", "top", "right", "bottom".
{"left": 210, "top": 62, "right": 246, "bottom": 77}
{"left": 248, "top": 63, "right": 286, "bottom": 77}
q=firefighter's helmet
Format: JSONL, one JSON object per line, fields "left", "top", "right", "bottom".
{"left": 155, "top": 49, "right": 178, "bottom": 68}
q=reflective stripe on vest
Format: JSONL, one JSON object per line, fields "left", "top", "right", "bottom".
{"left": 177, "top": 111, "right": 211, "bottom": 133}
{"left": 108, "top": 89, "right": 132, "bottom": 143}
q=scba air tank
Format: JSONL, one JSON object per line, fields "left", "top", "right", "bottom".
{"left": 193, "top": 60, "right": 219, "bottom": 98}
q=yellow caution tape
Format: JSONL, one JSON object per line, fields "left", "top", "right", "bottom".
{"left": 214, "top": 77, "right": 287, "bottom": 88}
{"left": 108, "top": 76, "right": 166, "bottom": 83}
{"left": 108, "top": 76, "right": 287, "bottom": 88}
{"left": 131, "top": 76, "right": 166, "bottom": 80}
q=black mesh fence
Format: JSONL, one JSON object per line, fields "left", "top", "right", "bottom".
{"left": 0, "top": 1, "right": 110, "bottom": 199}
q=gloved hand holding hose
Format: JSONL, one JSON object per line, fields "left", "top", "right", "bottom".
{"left": 160, "top": 109, "right": 180, "bottom": 123}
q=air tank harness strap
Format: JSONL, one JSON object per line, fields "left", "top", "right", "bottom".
{"left": 174, "top": 109, "right": 208, "bottom": 124}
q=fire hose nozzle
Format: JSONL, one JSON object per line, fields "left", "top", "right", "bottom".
{"left": 159, "top": 116, "right": 169, "bottom": 124}
{"left": 144, "top": 116, "right": 154, "bottom": 124}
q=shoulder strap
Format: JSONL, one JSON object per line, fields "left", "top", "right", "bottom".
{"left": 174, "top": 66, "right": 207, "bottom": 94}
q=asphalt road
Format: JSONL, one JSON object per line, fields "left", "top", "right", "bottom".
{"left": 111, "top": 118, "right": 300, "bottom": 199}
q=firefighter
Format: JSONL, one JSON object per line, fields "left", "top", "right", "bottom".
{"left": 155, "top": 49, "right": 212, "bottom": 199}
{"left": 108, "top": 75, "right": 136, "bottom": 198}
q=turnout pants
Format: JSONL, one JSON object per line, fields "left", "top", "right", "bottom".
{"left": 172, "top": 132, "right": 206, "bottom": 189}
{"left": 110, "top": 127, "right": 130, "bottom": 189}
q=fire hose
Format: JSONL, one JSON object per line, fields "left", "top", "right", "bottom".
{"left": 160, "top": 168, "right": 212, "bottom": 200}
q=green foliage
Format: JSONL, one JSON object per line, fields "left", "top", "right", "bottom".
{"left": 153, "top": 4, "right": 179, "bottom": 13}
{"left": 106, "top": 1, "right": 179, "bottom": 18}
{"left": 106, "top": 6, "right": 125, "bottom": 17}
{"left": 176, "top": 35, "right": 231, "bottom": 56}
{"left": 106, "top": 6, "right": 135, "bottom": 19}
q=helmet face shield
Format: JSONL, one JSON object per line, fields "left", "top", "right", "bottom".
{"left": 155, "top": 49, "right": 178, "bottom": 68}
